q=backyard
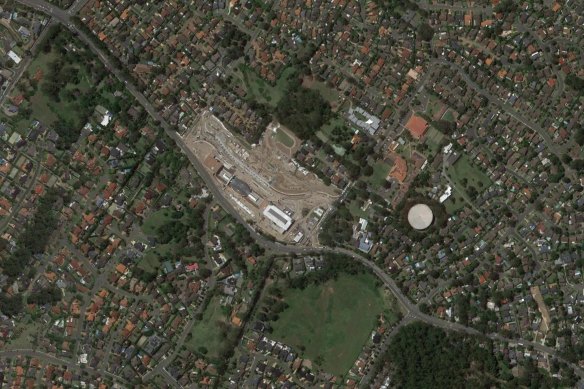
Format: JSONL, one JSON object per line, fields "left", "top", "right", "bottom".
{"left": 270, "top": 273, "right": 396, "bottom": 376}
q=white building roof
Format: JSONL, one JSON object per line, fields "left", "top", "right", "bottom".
{"left": 7, "top": 51, "right": 21, "bottom": 64}
{"left": 263, "top": 205, "right": 293, "bottom": 233}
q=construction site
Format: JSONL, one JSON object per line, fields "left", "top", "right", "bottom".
{"left": 181, "top": 112, "right": 340, "bottom": 245}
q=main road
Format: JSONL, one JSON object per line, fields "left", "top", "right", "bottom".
{"left": 14, "top": 0, "right": 584, "bottom": 381}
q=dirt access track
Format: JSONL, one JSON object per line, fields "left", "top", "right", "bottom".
{"left": 181, "top": 111, "right": 340, "bottom": 244}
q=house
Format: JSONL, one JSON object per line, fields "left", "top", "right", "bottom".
{"left": 95, "top": 105, "right": 113, "bottom": 127}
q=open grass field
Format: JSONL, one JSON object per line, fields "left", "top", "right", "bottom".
{"left": 186, "top": 295, "right": 230, "bottom": 360}
{"left": 29, "top": 92, "right": 58, "bottom": 125}
{"left": 348, "top": 199, "right": 370, "bottom": 219}
{"left": 332, "top": 144, "right": 346, "bottom": 156}
{"left": 443, "top": 192, "right": 466, "bottom": 214}
{"left": 303, "top": 79, "right": 339, "bottom": 105}
{"left": 141, "top": 209, "right": 175, "bottom": 236}
{"left": 441, "top": 109, "right": 456, "bottom": 122}
{"left": 137, "top": 208, "right": 185, "bottom": 274}
{"left": 270, "top": 273, "right": 391, "bottom": 376}
{"left": 136, "top": 243, "right": 175, "bottom": 274}
{"left": 275, "top": 127, "right": 294, "bottom": 148}
{"left": 423, "top": 94, "right": 446, "bottom": 119}
{"left": 315, "top": 130, "right": 328, "bottom": 144}
{"left": 424, "top": 127, "right": 444, "bottom": 156}
{"left": 448, "top": 155, "right": 492, "bottom": 190}
{"left": 369, "top": 161, "right": 391, "bottom": 188}
{"left": 317, "top": 116, "right": 353, "bottom": 156}
{"left": 5, "top": 321, "right": 40, "bottom": 350}
{"left": 137, "top": 252, "right": 160, "bottom": 274}
{"left": 318, "top": 117, "right": 346, "bottom": 139}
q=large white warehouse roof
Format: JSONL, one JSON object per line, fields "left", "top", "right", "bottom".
{"left": 263, "top": 205, "right": 293, "bottom": 233}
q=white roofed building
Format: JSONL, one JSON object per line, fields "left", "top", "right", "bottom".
{"left": 263, "top": 205, "right": 293, "bottom": 233}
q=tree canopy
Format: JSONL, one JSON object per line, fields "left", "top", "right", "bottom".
{"left": 417, "top": 23, "right": 435, "bottom": 42}
{"left": 386, "top": 322, "right": 574, "bottom": 388}
{"left": 275, "top": 85, "right": 331, "bottom": 140}
{"left": 566, "top": 74, "right": 584, "bottom": 93}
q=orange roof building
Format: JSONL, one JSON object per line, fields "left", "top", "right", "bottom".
{"left": 387, "top": 153, "right": 407, "bottom": 183}
{"left": 405, "top": 114, "right": 429, "bottom": 140}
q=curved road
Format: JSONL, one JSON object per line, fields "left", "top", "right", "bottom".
{"left": 14, "top": 0, "right": 584, "bottom": 381}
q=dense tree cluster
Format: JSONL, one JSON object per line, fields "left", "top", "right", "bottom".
{"left": 42, "top": 60, "right": 81, "bottom": 101}
{"left": 0, "top": 189, "right": 63, "bottom": 316}
{"left": 373, "top": 0, "right": 422, "bottom": 17}
{"left": 566, "top": 74, "right": 584, "bottom": 93}
{"left": 2, "top": 189, "right": 62, "bottom": 279}
{"left": 494, "top": 0, "right": 519, "bottom": 13}
{"left": 387, "top": 322, "right": 576, "bottom": 388}
{"left": 35, "top": 26, "right": 110, "bottom": 149}
{"left": 0, "top": 294, "right": 23, "bottom": 317}
{"left": 276, "top": 84, "right": 331, "bottom": 139}
{"left": 219, "top": 21, "right": 250, "bottom": 62}
{"left": 417, "top": 23, "right": 435, "bottom": 42}
{"left": 319, "top": 205, "right": 353, "bottom": 247}
{"left": 28, "top": 286, "right": 62, "bottom": 306}
{"left": 569, "top": 158, "right": 584, "bottom": 172}
{"left": 432, "top": 119, "right": 457, "bottom": 134}
{"left": 257, "top": 287, "right": 289, "bottom": 323}
{"left": 217, "top": 217, "right": 264, "bottom": 272}
{"left": 575, "top": 127, "right": 584, "bottom": 146}
{"left": 152, "top": 204, "right": 207, "bottom": 251}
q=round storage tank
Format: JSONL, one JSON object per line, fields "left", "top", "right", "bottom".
{"left": 407, "top": 203, "right": 434, "bottom": 230}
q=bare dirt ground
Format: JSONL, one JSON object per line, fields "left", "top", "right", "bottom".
{"left": 181, "top": 112, "right": 340, "bottom": 244}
